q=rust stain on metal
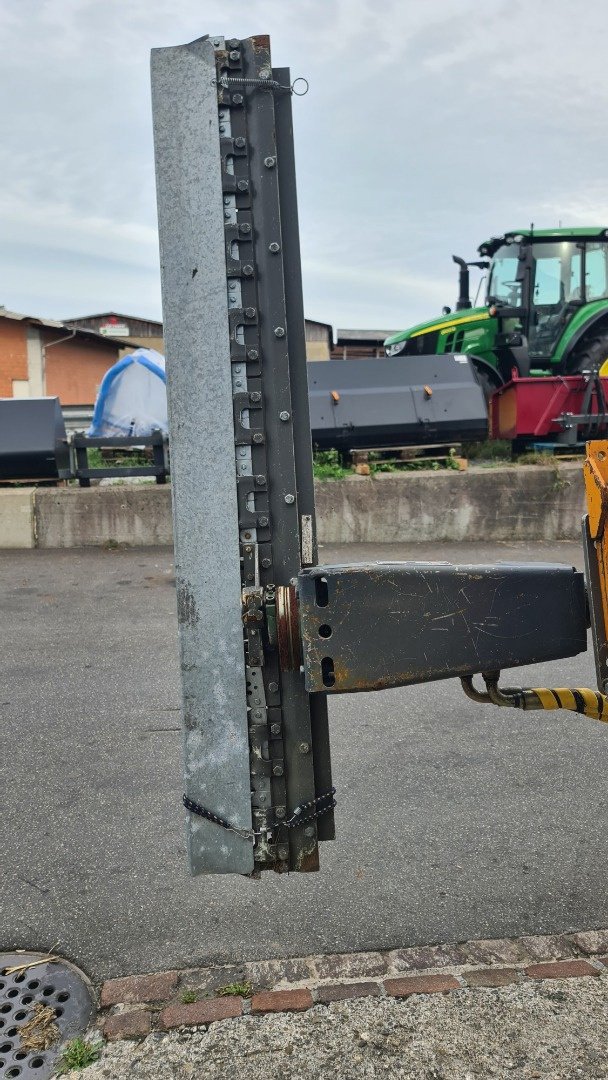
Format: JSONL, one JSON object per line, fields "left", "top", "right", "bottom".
{"left": 277, "top": 584, "right": 302, "bottom": 670}
{"left": 297, "top": 846, "right": 320, "bottom": 873}
{"left": 176, "top": 580, "right": 200, "bottom": 628}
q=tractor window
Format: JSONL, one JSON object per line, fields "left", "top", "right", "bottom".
{"left": 528, "top": 241, "right": 583, "bottom": 361}
{"left": 533, "top": 256, "right": 561, "bottom": 305}
{"left": 585, "top": 243, "right": 608, "bottom": 301}
{"left": 487, "top": 244, "right": 521, "bottom": 304}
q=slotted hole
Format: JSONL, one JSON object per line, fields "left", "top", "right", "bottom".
{"left": 41, "top": 986, "right": 54, "bottom": 997}
{"left": 56, "top": 992, "right": 69, "bottom": 1003}
{"left": 6, "top": 1028, "right": 17, "bottom": 1038}
{"left": 13, "top": 1011, "right": 27, "bottom": 1022}
{"left": 14, "top": 1051, "right": 27, "bottom": 1061}
{"left": 26, "top": 981, "right": 39, "bottom": 991}
{"left": 321, "top": 656, "right": 336, "bottom": 688}
{"left": 0, "top": 1041, "right": 13, "bottom": 1053}
{"left": 6, "top": 990, "right": 18, "bottom": 1000}
{"left": 314, "top": 576, "right": 329, "bottom": 607}
{"left": 30, "top": 1057, "right": 45, "bottom": 1069}
{"left": 0, "top": 1004, "right": 11, "bottom": 1014}
{"left": 6, "top": 1068, "right": 21, "bottom": 1077}
{"left": 20, "top": 996, "right": 32, "bottom": 1006}
{"left": 12, "top": 974, "right": 25, "bottom": 985}
{"left": 54, "top": 1008, "right": 64, "bottom": 1018}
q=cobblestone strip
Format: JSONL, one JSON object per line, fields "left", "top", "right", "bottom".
{"left": 97, "top": 929, "right": 608, "bottom": 1039}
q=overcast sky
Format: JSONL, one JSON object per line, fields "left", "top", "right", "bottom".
{"left": 2, "top": 0, "right": 607, "bottom": 334}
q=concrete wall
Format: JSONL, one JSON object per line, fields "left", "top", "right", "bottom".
{"left": 0, "top": 462, "right": 586, "bottom": 548}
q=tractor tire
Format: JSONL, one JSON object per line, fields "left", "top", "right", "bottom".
{"left": 469, "top": 356, "right": 504, "bottom": 403}
{"left": 565, "top": 333, "right": 608, "bottom": 375}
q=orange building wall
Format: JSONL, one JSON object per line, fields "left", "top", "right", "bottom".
{"left": 44, "top": 334, "right": 119, "bottom": 405}
{"left": 0, "top": 317, "right": 28, "bottom": 397}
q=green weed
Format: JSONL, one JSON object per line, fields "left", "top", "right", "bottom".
{"left": 55, "top": 1037, "right": 103, "bottom": 1074}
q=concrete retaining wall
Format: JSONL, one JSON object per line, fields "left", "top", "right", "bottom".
{"left": 0, "top": 463, "right": 585, "bottom": 549}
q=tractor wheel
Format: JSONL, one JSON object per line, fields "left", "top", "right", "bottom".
{"left": 565, "top": 333, "right": 608, "bottom": 375}
{"left": 470, "top": 356, "right": 504, "bottom": 403}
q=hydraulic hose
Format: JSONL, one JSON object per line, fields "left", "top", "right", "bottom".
{"left": 461, "top": 675, "right": 608, "bottom": 724}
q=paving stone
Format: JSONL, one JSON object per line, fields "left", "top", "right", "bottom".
{"left": 243, "top": 957, "right": 314, "bottom": 989}
{"left": 524, "top": 959, "right": 600, "bottom": 981}
{"left": 313, "top": 951, "right": 387, "bottom": 981}
{"left": 387, "top": 943, "right": 468, "bottom": 974}
{"left": 465, "top": 968, "right": 519, "bottom": 988}
{"left": 464, "top": 937, "right": 529, "bottom": 966}
{"left": 103, "top": 1010, "right": 152, "bottom": 1040}
{"left": 250, "top": 988, "right": 313, "bottom": 1014}
{"left": 384, "top": 974, "right": 461, "bottom": 997}
{"left": 101, "top": 970, "right": 178, "bottom": 1006}
{"left": 519, "top": 934, "right": 577, "bottom": 961}
{"left": 569, "top": 930, "right": 608, "bottom": 956}
{"left": 159, "top": 997, "right": 243, "bottom": 1029}
{"left": 315, "top": 982, "right": 381, "bottom": 1004}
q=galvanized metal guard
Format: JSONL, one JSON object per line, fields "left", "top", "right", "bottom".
{"left": 151, "top": 35, "right": 332, "bottom": 875}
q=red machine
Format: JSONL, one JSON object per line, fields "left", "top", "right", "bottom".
{"left": 489, "top": 371, "right": 608, "bottom": 447}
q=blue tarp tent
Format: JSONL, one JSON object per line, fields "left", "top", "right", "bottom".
{"left": 88, "top": 348, "right": 168, "bottom": 437}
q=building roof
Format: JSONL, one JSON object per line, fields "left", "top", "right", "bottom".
{"left": 65, "top": 311, "right": 163, "bottom": 329}
{"left": 0, "top": 308, "right": 142, "bottom": 348}
{"left": 336, "top": 328, "right": 399, "bottom": 342}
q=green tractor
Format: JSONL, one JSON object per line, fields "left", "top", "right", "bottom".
{"left": 384, "top": 228, "right": 608, "bottom": 398}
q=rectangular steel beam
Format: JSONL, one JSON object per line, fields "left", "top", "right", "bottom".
{"left": 151, "top": 38, "right": 254, "bottom": 875}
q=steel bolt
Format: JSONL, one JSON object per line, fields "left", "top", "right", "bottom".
{"left": 264, "top": 156, "right": 276, "bottom": 168}
{"left": 284, "top": 494, "right": 295, "bottom": 504}
{"left": 258, "top": 516, "right": 269, "bottom": 527}
{"left": 268, "top": 681, "right": 279, "bottom": 693}
{"left": 275, "top": 806, "right": 286, "bottom": 819}
{"left": 250, "top": 629, "right": 257, "bottom": 637}
{"left": 229, "top": 281, "right": 237, "bottom": 290}
{"left": 250, "top": 391, "right": 261, "bottom": 402}
{"left": 233, "top": 93, "right": 244, "bottom": 105}
{"left": 273, "top": 764, "right": 284, "bottom": 776}
{"left": 224, "top": 211, "right": 231, "bottom": 220}
{"left": 304, "top": 826, "right": 315, "bottom": 837}
{"left": 261, "top": 557, "right": 271, "bottom": 568}
{"left": 224, "top": 196, "right": 231, "bottom": 205}
{"left": 255, "top": 474, "right": 266, "bottom": 486}
{"left": 239, "top": 222, "right": 251, "bottom": 235}
{"left": 237, "top": 179, "right": 249, "bottom": 191}
{"left": 278, "top": 847, "right": 289, "bottom": 860}
{"left": 243, "top": 264, "right": 254, "bottom": 276}
{"left": 245, "top": 307, "right": 256, "bottom": 318}
{"left": 243, "top": 531, "right": 252, "bottom": 539}
{"left": 219, "top": 125, "right": 226, "bottom": 134}
{"left": 234, "top": 136, "right": 246, "bottom": 148}
{"left": 279, "top": 410, "right": 290, "bottom": 421}
{"left": 274, "top": 326, "right": 285, "bottom": 338}
{"left": 269, "top": 242, "right": 280, "bottom": 253}
{"left": 244, "top": 544, "right": 252, "bottom": 552}
{"left": 258, "top": 793, "right": 266, "bottom": 803}
{"left": 270, "top": 723, "right": 281, "bottom": 735}
{"left": 247, "top": 347, "right": 259, "bottom": 359}
{"left": 299, "top": 742, "right": 310, "bottom": 754}
{"left": 234, "top": 365, "right": 242, "bottom": 372}
{"left": 228, "top": 38, "right": 240, "bottom": 48}
{"left": 229, "top": 50, "right": 240, "bottom": 60}
{"left": 253, "top": 432, "right": 264, "bottom": 444}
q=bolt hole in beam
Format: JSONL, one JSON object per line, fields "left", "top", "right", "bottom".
{"left": 315, "top": 576, "right": 329, "bottom": 607}
{"left": 318, "top": 624, "right": 332, "bottom": 639}
{"left": 321, "top": 656, "right": 336, "bottom": 687}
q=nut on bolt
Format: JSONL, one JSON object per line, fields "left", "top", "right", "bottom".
{"left": 234, "top": 136, "right": 246, "bottom": 148}
{"left": 279, "top": 410, "right": 290, "bottom": 421}
{"left": 242, "top": 265, "right": 254, "bottom": 276}
{"left": 239, "top": 222, "right": 251, "bottom": 235}
{"left": 270, "top": 722, "right": 281, "bottom": 735}
{"left": 237, "top": 179, "right": 249, "bottom": 192}
{"left": 274, "top": 326, "right": 285, "bottom": 338}
{"left": 264, "top": 156, "right": 276, "bottom": 168}
{"left": 253, "top": 432, "right": 264, "bottom": 444}
{"left": 299, "top": 742, "right": 310, "bottom": 754}
{"left": 278, "top": 846, "right": 289, "bottom": 860}
{"left": 269, "top": 242, "right": 280, "bottom": 253}
{"left": 273, "top": 764, "right": 284, "bottom": 777}
{"left": 284, "top": 493, "right": 295, "bottom": 504}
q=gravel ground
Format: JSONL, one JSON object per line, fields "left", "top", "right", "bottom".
{"left": 82, "top": 978, "right": 608, "bottom": 1079}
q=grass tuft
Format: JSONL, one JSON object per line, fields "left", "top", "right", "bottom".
{"left": 56, "top": 1037, "right": 103, "bottom": 1074}
{"left": 180, "top": 989, "right": 199, "bottom": 1004}
{"left": 217, "top": 981, "right": 253, "bottom": 998}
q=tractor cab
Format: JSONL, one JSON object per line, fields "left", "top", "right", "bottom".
{"left": 481, "top": 228, "right": 608, "bottom": 371}
{"left": 385, "top": 227, "right": 608, "bottom": 393}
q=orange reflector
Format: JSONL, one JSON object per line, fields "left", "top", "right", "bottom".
{"left": 330, "top": 390, "right": 340, "bottom": 403}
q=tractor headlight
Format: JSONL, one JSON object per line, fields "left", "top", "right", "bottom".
{"left": 385, "top": 340, "right": 407, "bottom": 356}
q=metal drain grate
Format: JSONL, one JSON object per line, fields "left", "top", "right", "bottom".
{"left": 0, "top": 953, "right": 94, "bottom": 1079}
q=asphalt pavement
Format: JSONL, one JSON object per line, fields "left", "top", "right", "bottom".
{"left": 2, "top": 540, "right": 608, "bottom": 981}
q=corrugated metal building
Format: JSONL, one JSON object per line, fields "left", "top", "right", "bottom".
{"left": 332, "top": 329, "right": 398, "bottom": 359}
